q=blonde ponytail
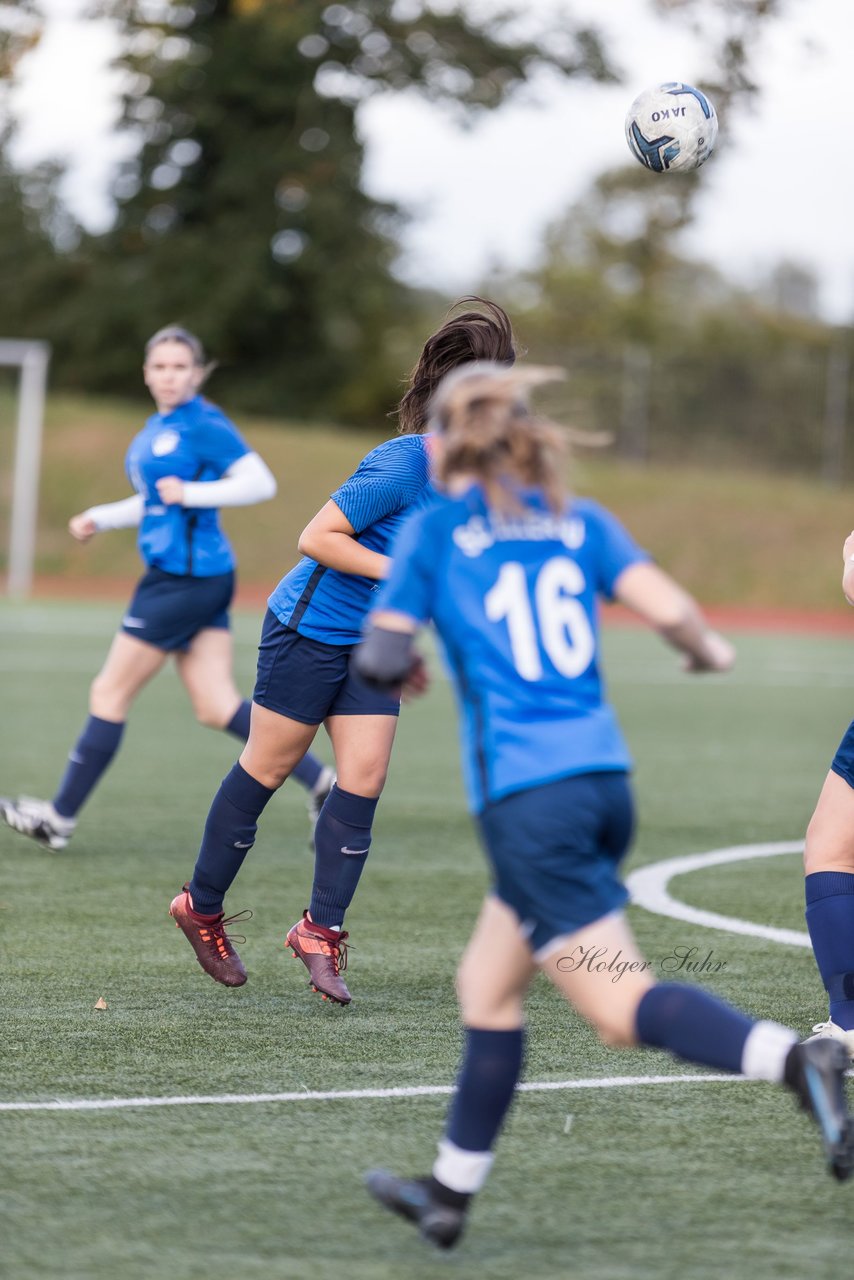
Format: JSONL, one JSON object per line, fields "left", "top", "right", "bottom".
{"left": 431, "top": 363, "right": 568, "bottom": 514}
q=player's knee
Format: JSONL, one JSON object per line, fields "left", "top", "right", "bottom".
{"left": 598, "top": 1025, "right": 637, "bottom": 1049}
{"left": 355, "top": 760, "right": 389, "bottom": 795}
{"left": 89, "top": 672, "right": 124, "bottom": 718}
{"left": 89, "top": 670, "right": 112, "bottom": 703}
{"left": 803, "top": 813, "right": 854, "bottom": 874}
{"left": 455, "top": 958, "right": 479, "bottom": 1015}
{"left": 239, "top": 742, "right": 294, "bottom": 790}
{"left": 458, "top": 991, "right": 513, "bottom": 1025}
{"left": 803, "top": 836, "right": 818, "bottom": 875}
{"left": 194, "top": 701, "right": 228, "bottom": 730}
{"left": 254, "top": 763, "right": 290, "bottom": 790}
{"left": 803, "top": 809, "right": 821, "bottom": 868}
{"left": 592, "top": 1009, "right": 638, "bottom": 1048}
{"left": 456, "top": 960, "right": 493, "bottom": 1023}
{"left": 456, "top": 962, "right": 516, "bottom": 1025}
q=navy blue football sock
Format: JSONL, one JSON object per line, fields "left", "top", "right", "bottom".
{"left": 52, "top": 715, "right": 125, "bottom": 819}
{"left": 290, "top": 752, "right": 324, "bottom": 790}
{"left": 806, "top": 871, "right": 854, "bottom": 1030}
{"left": 189, "top": 762, "right": 275, "bottom": 915}
{"left": 308, "top": 784, "right": 378, "bottom": 928}
{"left": 446, "top": 1027, "right": 525, "bottom": 1152}
{"left": 635, "top": 983, "right": 754, "bottom": 1072}
{"left": 224, "top": 700, "right": 252, "bottom": 740}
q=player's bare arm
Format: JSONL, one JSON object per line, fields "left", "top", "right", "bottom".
{"left": 841, "top": 530, "right": 854, "bottom": 605}
{"left": 613, "top": 560, "right": 735, "bottom": 673}
{"left": 298, "top": 499, "right": 391, "bottom": 580}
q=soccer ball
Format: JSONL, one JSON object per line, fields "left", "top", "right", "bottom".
{"left": 625, "top": 82, "right": 718, "bottom": 173}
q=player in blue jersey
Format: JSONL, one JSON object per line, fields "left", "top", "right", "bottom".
{"left": 0, "top": 325, "right": 331, "bottom": 852}
{"left": 169, "top": 300, "right": 516, "bottom": 996}
{"left": 353, "top": 362, "right": 854, "bottom": 1248}
{"left": 801, "top": 530, "right": 854, "bottom": 1058}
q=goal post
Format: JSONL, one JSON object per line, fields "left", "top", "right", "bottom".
{"left": 1, "top": 339, "right": 51, "bottom": 599}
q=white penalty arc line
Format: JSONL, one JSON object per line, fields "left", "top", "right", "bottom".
{"left": 0, "top": 1073, "right": 749, "bottom": 1114}
{"left": 626, "top": 840, "right": 810, "bottom": 948}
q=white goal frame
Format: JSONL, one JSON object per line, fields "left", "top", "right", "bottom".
{"left": 1, "top": 339, "right": 50, "bottom": 598}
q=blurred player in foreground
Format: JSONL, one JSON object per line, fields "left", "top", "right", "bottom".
{"left": 0, "top": 325, "right": 332, "bottom": 852}
{"left": 353, "top": 362, "right": 854, "bottom": 1249}
{"left": 802, "top": 529, "right": 854, "bottom": 1057}
{"left": 169, "top": 300, "right": 516, "bottom": 1000}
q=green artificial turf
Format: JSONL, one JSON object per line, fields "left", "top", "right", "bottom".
{"left": 0, "top": 602, "right": 851, "bottom": 1279}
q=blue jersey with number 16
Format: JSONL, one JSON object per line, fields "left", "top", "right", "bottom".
{"left": 376, "top": 485, "right": 650, "bottom": 813}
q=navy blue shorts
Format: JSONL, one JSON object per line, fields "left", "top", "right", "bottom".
{"left": 477, "top": 771, "right": 634, "bottom": 957}
{"left": 831, "top": 720, "right": 854, "bottom": 789}
{"left": 253, "top": 608, "right": 400, "bottom": 724}
{"left": 121, "top": 567, "right": 234, "bottom": 652}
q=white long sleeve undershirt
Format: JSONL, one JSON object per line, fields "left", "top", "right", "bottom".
{"left": 84, "top": 452, "right": 277, "bottom": 531}
{"left": 86, "top": 494, "right": 144, "bottom": 531}
{"left": 181, "top": 451, "right": 277, "bottom": 508}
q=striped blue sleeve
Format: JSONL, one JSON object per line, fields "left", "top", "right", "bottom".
{"left": 332, "top": 437, "right": 430, "bottom": 534}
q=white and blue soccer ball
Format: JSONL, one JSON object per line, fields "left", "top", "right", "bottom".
{"left": 625, "top": 82, "right": 718, "bottom": 173}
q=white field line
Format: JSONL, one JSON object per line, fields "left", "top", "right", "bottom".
{"left": 1, "top": 843, "right": 820, "bottom": 1115}
{"left": 627, "top": 841, "right": 810, "bottom": 947}
{"left": 0, "top": 1073, "right": 747, "bottom": 1113}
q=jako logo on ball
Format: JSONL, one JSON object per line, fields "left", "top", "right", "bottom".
{"left": 625, "top": 82, "right": 718, "bottom": 173}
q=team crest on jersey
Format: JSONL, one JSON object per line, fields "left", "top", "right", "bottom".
{"left": 151, "top": 429, "right": 180, "bottom": 457}
{"left": 452, "top": 516, "right": 494, "bottom": 557}
{"left": 452, "top": 512, "right": 586, "bottom": 558}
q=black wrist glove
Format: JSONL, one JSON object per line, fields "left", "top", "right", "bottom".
{"left": 353, "top": 625, "right": 417, "bottom": 691}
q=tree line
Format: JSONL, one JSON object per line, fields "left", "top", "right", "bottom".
{"left": 2, "top": 0, "right": 849, "bottom": 477}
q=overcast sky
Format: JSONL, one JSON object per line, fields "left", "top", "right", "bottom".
{"left": 10, "top": 0, "right": 854, "bottom": 321}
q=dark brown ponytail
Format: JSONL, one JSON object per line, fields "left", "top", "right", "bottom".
{"left": 396, "top": 297, "right": 516, "bottom": 435}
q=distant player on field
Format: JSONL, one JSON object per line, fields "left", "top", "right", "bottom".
{"left": 0, "top": 325, "right": 332, "bottom": 852}
{"left": 169, "top": 300, "right": 516, "bottom": 1001}
{"left": 353, "top": 362, "right": 854, "bottom": 1249}
{"left": 801, "top": 529, "right": 854, "bottom": 1058}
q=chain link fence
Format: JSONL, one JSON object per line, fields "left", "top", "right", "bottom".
{"left": 533, "top": 340, "right": 853, "bottom": 484}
